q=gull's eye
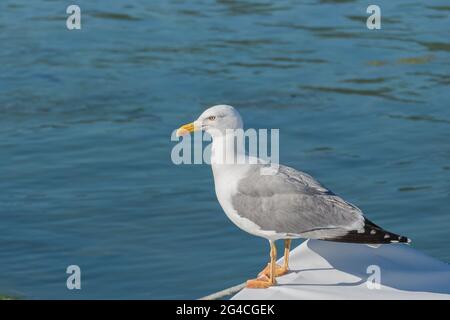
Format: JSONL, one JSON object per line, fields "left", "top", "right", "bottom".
{"left": 208, "top": 116, "right": 216, "bottom": 121}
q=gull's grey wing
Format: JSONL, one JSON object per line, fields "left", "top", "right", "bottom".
{"left": 231, "top": 165, "right": 409, "bottom": 243}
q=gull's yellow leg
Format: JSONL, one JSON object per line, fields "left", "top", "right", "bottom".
{"left": 258, "top": 239, "right": 291, "bottom": 278}
{"left": 246, "top": 240, "right": 277, "bottom": 288}
{"left": 283, "top": 239, "right": 292, "bottom": 271}
{"left": 269, "top": 240, "right": 277, "bottom": 285}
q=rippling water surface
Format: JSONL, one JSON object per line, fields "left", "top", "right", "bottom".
{"left": 0, "top": 0, "right": 449, "bottom": 299}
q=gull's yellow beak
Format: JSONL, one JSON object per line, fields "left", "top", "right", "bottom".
{"left": 176, "top": 122, "right": 198, "bottom": 137}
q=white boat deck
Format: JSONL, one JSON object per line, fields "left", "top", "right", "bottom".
{"left": 233, "top": 240, "right": 450, "bottom": 300}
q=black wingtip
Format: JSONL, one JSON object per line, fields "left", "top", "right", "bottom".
{"left": 389, "top": 235, "right": 411, "bottom": 244}
{"left": 323, "top": 219, "right": 411, "bottom": 245}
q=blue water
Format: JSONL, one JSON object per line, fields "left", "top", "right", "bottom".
{"left": 0, "top": 0, "right": 449, "bottom": 299}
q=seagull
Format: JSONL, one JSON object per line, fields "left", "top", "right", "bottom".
{"left": 176, "top": 105, "right": 410, "bottom": 289}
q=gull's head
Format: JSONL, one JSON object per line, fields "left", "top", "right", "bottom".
{"left": 176, "top": 105, "right": 243, "bottom": 138}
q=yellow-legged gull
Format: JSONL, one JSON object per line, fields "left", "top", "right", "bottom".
{"left": 176, "top": 105, "right": 410, "bottom": 289}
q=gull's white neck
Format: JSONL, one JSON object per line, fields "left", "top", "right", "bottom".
{"left": 211, "top": 132, "right": 246, "bottom": 163}
{"left": 210, "top": 132, "right": 249, "bottom": 179}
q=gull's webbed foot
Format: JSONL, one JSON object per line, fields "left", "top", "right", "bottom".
{"left": 246, "top": 275, "right": 276, "bottom": 289}
{"left": 258, "top": 263, "right": 289, "bottom": 278}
